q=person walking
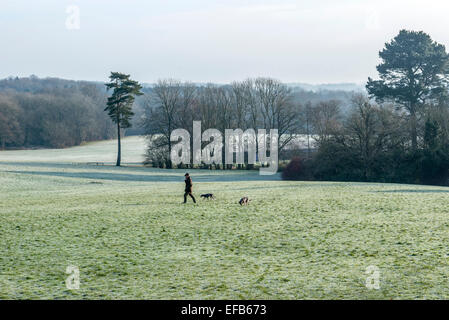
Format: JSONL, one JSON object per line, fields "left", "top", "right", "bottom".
{"left": 183, "top": 173, "right": 196, "bottom": 203}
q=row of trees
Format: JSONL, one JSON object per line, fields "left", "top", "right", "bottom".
{"left": 0, "top": 78, "right": 116, "bottom": 149}
{"left": 142, "top": 78, "right": 303, "bottom": 168}
{"left": 0, "top": 76, "right": 348, "bottom": 152}
{"left": 286, "top": 94, "right": 449, "bottom": 185}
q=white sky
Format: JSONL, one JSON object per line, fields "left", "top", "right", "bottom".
{"left": 1, "top": 0, "right": 449, "bottom": 84}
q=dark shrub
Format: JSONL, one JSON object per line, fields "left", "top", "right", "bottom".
{"left": 282, "top": 157, "right": 305, "bottom": 180}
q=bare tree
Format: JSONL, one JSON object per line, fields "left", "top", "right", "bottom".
{"left": 304, "top": 101, "right": 313, "bottom": 157}
{"left": 254, "top": 77, "right": 300, "bottom": 153}
{"left": 334, "top": 95, "right": 407, "bottom": 180}
{"left": 310, "top": 100, "right": 342, "bottom": 145}
{"left": 231, "top": 79, "right": 254, "bottom": 129}
{"left": 146, "top": 79, "right": 182, "bottom": 168}
{"left": 175, "top": 82, "right": 197, "bottom": 136}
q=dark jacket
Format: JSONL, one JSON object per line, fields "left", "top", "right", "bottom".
{"left": 185, "top": 177, "right": 193, "bottom": 192}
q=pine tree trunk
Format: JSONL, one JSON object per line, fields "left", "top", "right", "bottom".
{"left": 116, "top": 122, "right": 121, "bottom": 166}
{"left": 410, "top": 107, "right": 418, "bottom": 151}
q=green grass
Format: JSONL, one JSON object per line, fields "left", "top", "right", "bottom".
{"left": 1, "top": 140, "right": 449, "bottom": 299}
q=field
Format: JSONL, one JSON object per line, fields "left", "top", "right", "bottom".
{"left": 1, "top": 138, "right": 449, "bottom": 299}
{"left": 0, "top": 136, "right": 147, "bottom": 164}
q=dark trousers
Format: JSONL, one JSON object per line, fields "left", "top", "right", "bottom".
{"left": 184, "top": 191, "right": 196, "bottom": 203}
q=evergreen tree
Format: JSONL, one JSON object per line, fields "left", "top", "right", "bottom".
{"left": 105, "top": 72, "right": 143, "bottom": 166}
{"left": 366, "top": 30, "right": 449, "bottom": 150}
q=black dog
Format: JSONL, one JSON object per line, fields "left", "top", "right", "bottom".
{"left": 201, "top": 193, "right": 215, "bottom": 200}
{"left": 239, "top": 197, "right": 250, "bottom": 206}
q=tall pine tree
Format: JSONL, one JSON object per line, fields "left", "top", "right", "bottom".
{"left": 105, "top": 72, "right": 143, "bottom": 166}
{"left": 366, "top": 30, "right": 449, "bottom": 151}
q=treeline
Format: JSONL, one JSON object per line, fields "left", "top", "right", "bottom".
{"left": 0, "top": 77, "right": 116, "bottom": 149}
{"left": 142, "top": 78, "right": 306, "bottom": 168}
{"left": 0, "top": 76, "right": 351, "bottom": 150}
{"left": 284, "top": 94, "right": 449, "bottom": 185}
{"left": 141, "top": 78, "right": 449, "bottom": 186}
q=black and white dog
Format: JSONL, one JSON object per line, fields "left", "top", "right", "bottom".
{"left": 239, "top": 197, "right": 250, "bottom": 206}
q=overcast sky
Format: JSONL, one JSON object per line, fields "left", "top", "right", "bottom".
{"left": 1, "top": 0, "right": 449, "bottom": 84}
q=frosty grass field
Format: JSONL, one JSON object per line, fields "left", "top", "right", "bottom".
{"left": 1, "top": 137, "right": 449, "bottom": 299}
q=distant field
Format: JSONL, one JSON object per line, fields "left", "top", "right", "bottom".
{"left": 1, "top": 139, "right": 449, "bottom": 299}
{"left": 0, "top": 136, "right": 147, "bottom": 164}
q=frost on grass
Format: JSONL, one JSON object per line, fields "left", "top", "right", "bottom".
{"left": 0, "top": 161, "right": 449, "bottom": 299}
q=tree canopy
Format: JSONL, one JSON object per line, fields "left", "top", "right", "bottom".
{"left": 366, "top": 30, "right": 449, "bottom": 149}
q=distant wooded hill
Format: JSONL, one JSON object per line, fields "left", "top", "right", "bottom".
{"left": 0, "top": 76, "right": 361, "bottom": 150}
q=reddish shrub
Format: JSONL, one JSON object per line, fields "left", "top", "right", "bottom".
{"left": 282, "top": 157, "right": 304, "bottom": 180}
